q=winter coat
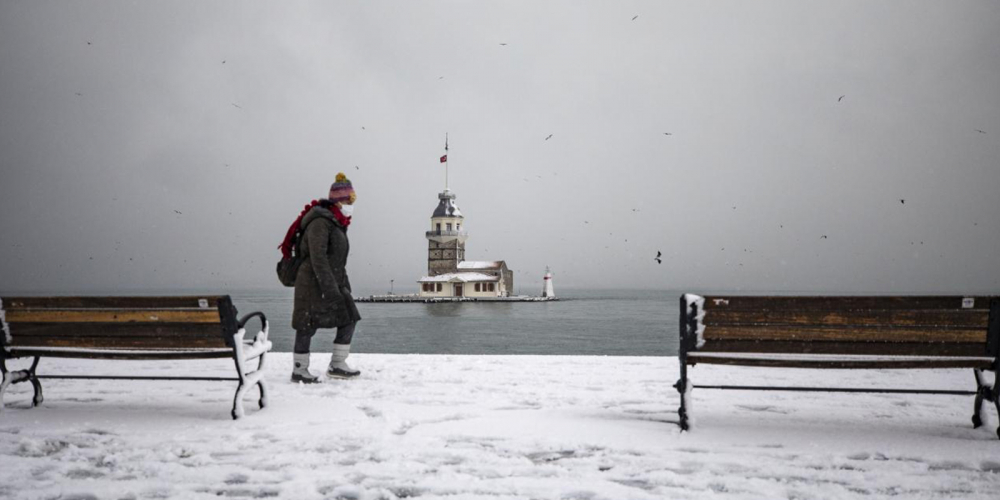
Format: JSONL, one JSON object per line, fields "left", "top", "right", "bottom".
{"left": 291, "top": 205, "right": 362, "bottom": 330}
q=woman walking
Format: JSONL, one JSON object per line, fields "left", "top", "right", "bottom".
{"left": 289, "top": 173, "right": 363, "bottom": 383}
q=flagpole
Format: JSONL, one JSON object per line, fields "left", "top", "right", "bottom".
{"left": 445, "top": 133, "right": 449, "bottom": 191}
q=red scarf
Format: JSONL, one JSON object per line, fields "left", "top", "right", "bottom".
{"left": 278, "top": 201, "right": 351, "bottom": 259}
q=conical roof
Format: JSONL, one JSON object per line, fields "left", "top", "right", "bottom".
{"left": 432, "top": 189, "right": 463, "bottom": 218}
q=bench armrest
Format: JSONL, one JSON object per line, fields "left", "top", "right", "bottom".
{"left": 237, "top": 311, "right": 269, "bottom": 346}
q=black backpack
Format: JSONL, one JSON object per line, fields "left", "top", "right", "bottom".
{"left": 276, "top": 217, "right": 324, "bottom": 287}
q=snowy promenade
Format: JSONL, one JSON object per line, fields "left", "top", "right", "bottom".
{"left": 1, "top": 354, "right": 998, "bottom": 499}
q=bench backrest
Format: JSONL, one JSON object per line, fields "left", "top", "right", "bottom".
{"left": 680, "top": 295, "right": 1000, "bottom": 368}
{"left": 0, "top": 296, "right": 239, "bottom": 357}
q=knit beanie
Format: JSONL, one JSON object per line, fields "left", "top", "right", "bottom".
{"left": 328, "top": 172, "right": 355, "bottom": 203}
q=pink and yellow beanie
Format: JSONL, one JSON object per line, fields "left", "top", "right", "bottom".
{"left": 328, "top": 173, "right": 355, "bottom": 203}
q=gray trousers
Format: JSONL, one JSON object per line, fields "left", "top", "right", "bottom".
{"left": 294, "top": 322, "right": 356, "bottom": 354}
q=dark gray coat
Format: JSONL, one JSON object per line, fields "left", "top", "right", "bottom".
{"left": 291, "top": 205, "right": 362, "bottom": 330}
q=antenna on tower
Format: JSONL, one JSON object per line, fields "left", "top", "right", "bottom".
{"left": 444, "top": 133, "right": 449, "bottom": 191}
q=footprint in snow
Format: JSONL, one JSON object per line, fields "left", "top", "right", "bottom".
{"left": 526, "top": 450, "right": 576, "bottom": 463}
{"left": 65, "top": 468, "right": 106, "bottom": 479}
{"left": 357, "top": 405, "right": 382, "bottom": 418}
{"left": 735, "top": 404, "right": 791, "bottom": 414}
{"left": 225, "top": 473, "right": 250, "bottom": 484}
{"left": 981, "top": 460, "right": 1000, "bottom": 473}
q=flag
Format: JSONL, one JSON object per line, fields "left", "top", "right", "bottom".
{"left": 440, "top": 154, "right": 448, "bottom": 163}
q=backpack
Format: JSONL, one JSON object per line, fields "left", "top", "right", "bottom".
{"left": 276, "top": 217, "right": 324, "bottom": 287}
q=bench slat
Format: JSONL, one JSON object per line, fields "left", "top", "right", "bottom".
{"left": 8, "top": 335, "right": 228, "bottom": 350}
{"left": 701, "top": 296, "right": 991, "bottom": 311}
{"left": 704, "top": 309, "right": 989, "bottom": 328}
{"left": 7, "top": 322, "right": 227, "bottom": 342}
{"left": 686, "top": 354, "right": 993, "bottom": 369}
{"left": 1, "top": 296, "right": 225, "bottom": 309}
{"left": 703, "top": 325, "right": 987, "bottom": 343}
{"left": 6, "top": 309, "right": 221, "bottom": 324}
{"left": 698, "top": 339, "right": 988, "bottom": 357}
{"left": 6, "top": 347, "right": 234, "bottom": 360}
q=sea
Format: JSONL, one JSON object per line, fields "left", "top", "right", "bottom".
{"left": 232, "top": 288, "right": 681, "bottom": 356}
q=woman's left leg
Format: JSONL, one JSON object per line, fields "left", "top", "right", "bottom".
{"left": 328, "top": 322, "right": 360, "bottom": 378}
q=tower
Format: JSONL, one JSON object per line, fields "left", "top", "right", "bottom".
{"left": 426, "top": 189, "right": 467, "bottom": 276}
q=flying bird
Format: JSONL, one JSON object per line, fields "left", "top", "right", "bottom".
{"left": 544, "top": 134, "right": 553, "bottom": 140}
{"left": 838, "top": 95, "right": 845, "bottom": 102}
{"left": 173, "top": 210, "right": 183, "bottom": 215}
{"left": 975, "top": 129, "right": 986, "bottom": 134}
{"left": 87, "top": 41, "right": 91, "bottom": 45}
{"left": 222, "top": 60, "right": 226, "bottom": 64}
{"left": 900, "top": 199, "right": 905, "bottom": 204}
{"left": 75, "top": 93, "right": 82, "bottom": 96}
{"left": 820, "top": 235, "right": 828, "bottom": 239}
{"left": 231, "top": 103, "right": 242, "bottom": 109}
{"left": 355, "top": 165, "right": 360, "bottom": 170}
{"left": 663, "top": 132, "right": 672, "bottom": 136}
{"left": 632, "top": 15, "right": 638, "bottom": 21}
{"left": 499, "top": 43, "right": 507, "bottom": 46}
{"left": 654, "top": 251, "right": 662, "bottom": 264}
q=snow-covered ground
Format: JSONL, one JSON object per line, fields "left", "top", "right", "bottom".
{"left": 1, "top": 354, "right": 998, "bottom": 500}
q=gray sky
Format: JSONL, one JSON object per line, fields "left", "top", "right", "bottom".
{"left": 1, "top": 0, "right": 998, "bottom": 295}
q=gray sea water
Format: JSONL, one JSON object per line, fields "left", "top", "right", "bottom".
{"left": 233, "top": 288, "right": 681, "bottom": 356}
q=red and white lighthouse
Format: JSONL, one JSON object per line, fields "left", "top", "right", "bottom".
{"left": 541, "top": 267, "right": 555, "bottom": 298}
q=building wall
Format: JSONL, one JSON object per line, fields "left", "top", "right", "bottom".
{"left": 418, "top": 281, "right": 500, "bottom": 298}
{"left": 503, "top": 269, "right": 514, "bottom": 296}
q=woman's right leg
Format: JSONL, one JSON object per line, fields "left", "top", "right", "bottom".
{"left": 292, "top": 327, "right": 321, "bottom": 383}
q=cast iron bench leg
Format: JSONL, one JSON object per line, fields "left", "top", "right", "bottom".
{"left": 0, "top": 357, "right": 42, "bottom": 410}
{"left": 973, "top": 369, "right": 985, "bottom": 428}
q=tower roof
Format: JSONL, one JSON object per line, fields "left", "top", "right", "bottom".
{"left": 432, "top": 189, "right": 463, "bottom": 218}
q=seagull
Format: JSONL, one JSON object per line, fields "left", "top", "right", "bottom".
{"left": 900, "top": 199, "right": 905, "bottom": 204}
{"left": 663, "top": 132, "right": 672, "bottom": 136}
{"left": 545, "top": 134, "right": 553, "bottom": 140}
{"left": 231, "top": 103, "right": 242, "bottom": 109}
{"left": 355, "top": 165, "right": 360, "bottom": 170}
{"left": 838, "top": 95, "right": 845, "bottom": 102}
{"left": 975, "top": 129, "right": 986, "bottom": 134}
{"left": 821, "top": 235, "right": 828, "bottom": 239}
{"left": 499, "top": 43, "right": 507, "bottom": 46}
{"left": 632, "top": 15, "right": 638, "bottom": 21}
{"left": 222, "top": 60, "right": 226, "bottom": 64}
{"left": 87, "top": 41, "right": 92, "bottom": 45}
{"left": 654, "top": 251, "right": 662, "bottom": 264}
{"left": 75, "top": 93, "right": 82, "bottom": 96}
{"left": 173, "top": 210, "right": 183, "bottom": 215}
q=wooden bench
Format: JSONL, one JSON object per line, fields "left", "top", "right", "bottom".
{"left": 0, "top": 295, "right": 271, "bottom": 419}
{"left": 675, "top": 294, "right": 1000, "bottom": 438}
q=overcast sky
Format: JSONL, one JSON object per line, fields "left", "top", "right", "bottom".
{"left": 1, "top": 0, "right": 998, "bottom": 295}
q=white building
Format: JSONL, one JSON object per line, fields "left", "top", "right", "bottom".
{"left": 418, "top": 189, "right": 514, "bottom": 298}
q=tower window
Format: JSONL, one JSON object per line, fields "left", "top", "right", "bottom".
{"left": 488, "top": 283, "right": 495, "bottom": 292}
{"left": 475, "top": 283, "right": 481, "bottom": 292}
{"left": 457, "top": 224, "right": 461, "bottom": 231}
{"left": 446, "top": 223, "right": 452, "bottom": 231}
{"left": 436, "top": 223, "right": 441, "bottom": 232}
{"left": 436, "top": 283, "right": 443, "bottom": 292}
